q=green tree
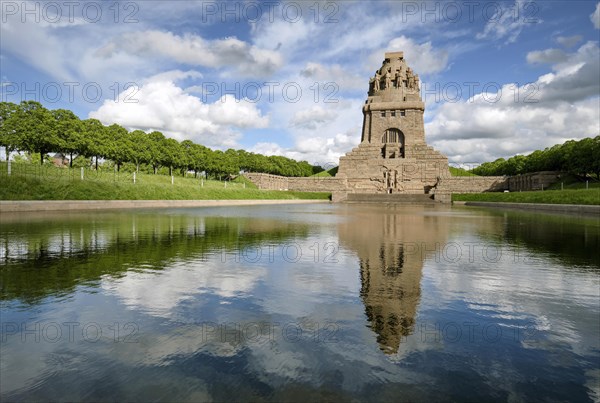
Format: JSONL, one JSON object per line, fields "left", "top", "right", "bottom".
{"left": 82, "top": 118, "right": 107, "bottom": 170}
{"left": 12, "top": 101, "right": 58, "bottom": 164}
{"left": 160, "top": 137, "right": 183, "bottom": 176}
{"left": 590, "top": 136, "right": 600, "bottom": 179}
{"left": 105, "top": 124, "right": 131, "bottom": 172}
{"left": 0, "top": 102, "right": 20, "bottom": 160}
{"left": 224, "top": 148, "right": 240, "bottom": 176}
{"left": 147, "top": 131, "right": 165, "bottom": 174}
{"left": 52, "top": 109, "right": 83, "bottom": 167}
{"left": 129, "top": 130, "right": 151, "bottom": 173}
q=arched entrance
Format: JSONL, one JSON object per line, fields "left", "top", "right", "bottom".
{"left": 381, "top": 128, "right": 405, "bottom": 158}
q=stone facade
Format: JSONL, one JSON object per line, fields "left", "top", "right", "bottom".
{"left": 243, "top": 172, "right": 347, "bottom": 192}
{"left": 243, "top": 173, "right": 290, "bottom": 191}
{"left": 336, "top": 52, "right": 450, "bottom": 195}
{"left": 508, "top": 171, "right": 562, "bottom": 191}
{"left": 434, "top": 176, "right": 508, "bottom": 194}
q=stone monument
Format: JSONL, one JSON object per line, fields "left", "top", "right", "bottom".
{"left": 336, "top": 52, "right": 450, "bottom": 195}
{"left": 243, "top": 52, "right": 508, "bottom": 201}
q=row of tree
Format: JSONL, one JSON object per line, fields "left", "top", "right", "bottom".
{"left": 471, "top": 136, "right": 600, "bottom": 179}
{"left": 0, "top": 101, "right": 321, "bottom": 178}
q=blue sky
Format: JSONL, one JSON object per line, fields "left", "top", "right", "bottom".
{"left": 1, "top": 0, "right": 599, "bottom": 166}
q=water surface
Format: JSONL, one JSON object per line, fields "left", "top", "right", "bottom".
{"left": 1, "top": 204, "right": 599, "bottom": 401}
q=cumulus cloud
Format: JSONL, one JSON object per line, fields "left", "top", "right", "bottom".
{"left": 250, "top": 131, "right": 359, "bottom": 166}
{"left": 592, "top": 2, "right": 600, "bottom": 29}
{"left": 426, "top": 42, "right": 600, "bottom": 163}
{"left": 536, "top": 41, "right": 600, "bottom": 103}
{"left": 89, "top": 72, "right": 269, "bottom": 148}
{"left": 96, "top": 30, "right": 284, "bottom": 78}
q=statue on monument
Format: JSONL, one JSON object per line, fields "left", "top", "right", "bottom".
{"left": 373, "top": 71, "right": 381, "bottom": 91}
{"left": 384, "top": 68, "right": 392, "bottom": 90}
{"left": 408, "top": 76, "right": 415, "bottom": 90}
{"left": 394, "top": 69, "right": 402, "bottom": 88}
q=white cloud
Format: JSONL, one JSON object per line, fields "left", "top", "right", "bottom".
{"left": 370, "top": 36, "right": 449, "bottom": 75}
{"left": 299, "top": 62, "right": 364, "bottom": 91}
{"left": 556, "top": 35, "right": 583, "bottom": 48}
{"left": 251, "top": 18, "right": 312, "bottom": 53}
{"left": 89, "top": 72, "right": 269, "bottom": 148}
{"left": 144, "top": 70, "right": 203, "bottom": 83}
{"left": 0, "top": 3, "right": 155, "bottom": 91}
{"left": 277, "top": 97, "right": 363, "bottom": 164}
{"left": 96, "top": 30, "right": 284, "bottom": 78}
{"left": 476, "top": 1, "right": 539, "bottom": 44}
{"left": 250, "top": 131, "right": 359, "bottom": 166}
{"left": 426, "top": 42, "right": 600, "bottom": 163}
{"left": 526, "top": 49, "right": 568, "bottom": 64}
{"left": 592, "top": 2, "right": 600, "bottom": 29}
{"left": 0, "top": 11, "right": 75, "bottom": 81}
{"left": 290, "top": 105, "right": 338, "bottom": 130}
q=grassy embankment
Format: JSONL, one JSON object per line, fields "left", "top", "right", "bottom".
{"left": 0, "top": 163, "right": 331, "bottom": 201}
{"left": 453, "top": 175, "right": 600, "bottom": 205}
{"left": 311, "top": 167, "right": 339, "bottom": 177}
{"left": 448, "top": 166, "right": 477, "bottom": 177}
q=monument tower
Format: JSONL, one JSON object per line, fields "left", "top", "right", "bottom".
{"left": 336, "top": 52, "right": 450, "bottom": 195}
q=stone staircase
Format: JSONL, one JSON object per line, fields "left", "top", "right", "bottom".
{"left": 345, "top": 193, "right": 436, "bottom": 203}
{"left": 339, "top": 142, "right": 447, "bottom": 163}
{"left": 339, "top": 144, "right": 382, "bottom": 161}
{"left": 406, "top": 144, "right": 447, "bottom": 160}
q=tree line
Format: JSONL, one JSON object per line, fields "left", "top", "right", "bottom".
{"left": 471, "top": 136, "right": 600, "bottom": 179}
{"left": 0, "top": 101, "right": 321, "bottom": 178}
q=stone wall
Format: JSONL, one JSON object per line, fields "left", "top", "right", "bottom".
{"left": 508, "top": 171, "right": 562, "bottom": 191}
{"left": 289, "top": 177, "right": 347, "bottom": 192}
{"left": 243, "top": 173, "right": 289, "bottom": 190}
{"left": 245, "top": 172, "right": 509, "bottom": 202}
{"left": 243, "top": 173, "right": 347, "bottom": 192}
{"left": 244, "top": 171, "right": 566, "bottom": 203}
{"left": 434, "top": 176, "right": 508, "bottom": 194}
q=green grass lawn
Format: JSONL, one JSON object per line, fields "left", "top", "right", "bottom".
{"left": 449, "top": 166, "right": 478, "bottom": 177}
{"left": 311, "top": 167, "right": 339, "bottom": 177}
{"left": 0, "top": 163, "right": 331, "bottom": 201}
{"left": 545, "top": 174, "right": 600, "bottom": 190}
{"left": 452, "top": 188, "right": 600, "bottom": 205}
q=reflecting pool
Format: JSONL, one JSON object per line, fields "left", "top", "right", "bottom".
{"left": 1, "top": 204, "right": 599, "bottom": 401}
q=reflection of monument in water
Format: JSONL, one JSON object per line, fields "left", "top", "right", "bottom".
{"left": 338, "top": 206, "right": 450, "bottom": 354}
